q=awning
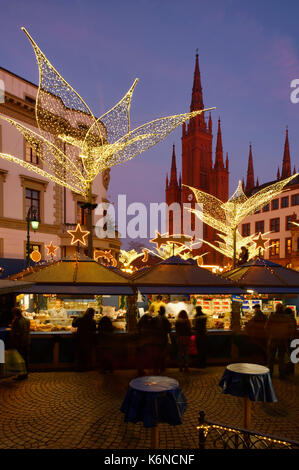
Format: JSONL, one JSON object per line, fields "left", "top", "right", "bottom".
{"left": 21, "top": 284, "right": 133, "bottom": 295}
{"left": 137, "top": 285, "right": 246, "bottom": 295}
{"left": 0, "top": 280, "right": 35, "bottom": 295}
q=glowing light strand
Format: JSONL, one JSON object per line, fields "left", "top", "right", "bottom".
{"left": 0, "top": 27, "right": 215, "bottom": 201}
{"left": 185, "top": 175, "right": 298, "bottom": 262}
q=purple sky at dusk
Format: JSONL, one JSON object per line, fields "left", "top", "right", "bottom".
{"left": 1, "top": 0, "right": 299, "bottom": 247}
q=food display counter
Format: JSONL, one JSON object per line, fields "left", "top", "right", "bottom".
{"left": 16, "top": 293, "right": 127, "bottom": 333}
{"left": 147, "top": 294, "right": 232, "bottom": 330}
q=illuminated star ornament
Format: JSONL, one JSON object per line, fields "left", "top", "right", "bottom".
{"left": 67, "top": 224, "right": 90, "bottom": 246}
{"left": 46, "top": 241, "right": 58, "bottom": 257}
{"left": 0, "top": 27, "right": 215, "bottom": 202}
{"left": 253, "top": 232, "right": 269, "bottom": 251}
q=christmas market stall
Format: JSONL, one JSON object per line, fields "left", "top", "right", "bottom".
{"left": 222, "top": 258, "right": 299, "bottom": 324}
{"left": 4, "top": 259, "right": 133, "bottom": 369}
{"left": 131, "top": 256, "right": 246, "bottom": 364}
{"left": 222, "top": 258, "right": 299, "bottom": 360}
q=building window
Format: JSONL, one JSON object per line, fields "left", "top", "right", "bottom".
{"left": 270, "top": 218, "right": 280, "bottom": 232}
{"left": 25, "top": 141, "right": 39, "bottom": 165}
{"left": 269, "top": 239, "right": 280, "bottom": 257}
{"left": 271, "top": 199, "right": 279, "bottom": 210}
{"left": 285, "top": 238, "right": 292, "bottom": 256}
{"left": 25, "top": 188, "right": 40, "bottom": 220}
{"left": 263, "top": 204, "right": 270, "bottom": 212}
{"left": 285, "top": 215, "right": 294, "bottom": 231}
{"left": 291, "top": 194, "right": 299, "bottom": 206}
{"left": 255, "top": 221, "right": 264, "bottom": 233}
{"left": 242, "top": 223, "right": 250, "bottom": 237}
{"left": 77, "top": 202, "right": 87, "bottom": 226}
{"left": 25, "top": 95, "right": 36, "bottom": 105}
{"left": 281, "top": 196, "right": 289, "bottom": 208}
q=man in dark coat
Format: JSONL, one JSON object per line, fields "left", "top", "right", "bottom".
{"left": 266, "top": 304, "right": 297, "bottom": 379}
{"left": 10, "top": 307, "right": 30, "bottom": 379}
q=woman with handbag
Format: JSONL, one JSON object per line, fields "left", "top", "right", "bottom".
{"left": 175, "top": 310, "right": 192, "bottom": 372}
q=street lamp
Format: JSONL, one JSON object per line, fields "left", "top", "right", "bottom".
{"left": 26, "top": 206, "right": 39, "bottom": 267}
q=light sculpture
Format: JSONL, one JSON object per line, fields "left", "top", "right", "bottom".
{"left": 185, "top": 175, "right": 298, "bottom": 266}
{"left": 0, "top": 28, "right": 215, "bottom": 257}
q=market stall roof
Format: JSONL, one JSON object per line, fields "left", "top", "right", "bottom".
{"left": 7, "top": 259, "right": 133, "bottom": 295}
{"left": 222, "top": 258, "right": 299, "bottom": 294}
{"left": 0, "top": 279, "right": 35, "bottom": 295}
{"left": 131, "top": 256, "right": 245, "bottom": 294}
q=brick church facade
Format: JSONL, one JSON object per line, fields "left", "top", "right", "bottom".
{"left": 165, "top": 53, "right": 229, "bottom": 265}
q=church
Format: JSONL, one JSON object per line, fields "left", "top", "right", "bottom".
{"left": 165, "top": 52, "right": 299, "bottom": 268}
{"left": 165, "top": 52, "right": 229, "bottom": 265}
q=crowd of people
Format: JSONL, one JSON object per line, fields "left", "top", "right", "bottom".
{"left": 4, "top": 299, "right": 298, "bottom": 380}
{"left": 245, "top": 302, "right": 297, "bottom": 379}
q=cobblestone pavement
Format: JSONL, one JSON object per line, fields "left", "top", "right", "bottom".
{"left": 0, "top": 366, "right": 298, "bottom": 449}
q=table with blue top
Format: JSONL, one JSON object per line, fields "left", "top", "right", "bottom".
{"left": 121, "top": 375, "right": 187, "bottom": 448}
{"left": 219, "top": 363, "right": 277, "bottom": 429}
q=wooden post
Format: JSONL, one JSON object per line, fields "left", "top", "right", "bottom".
{"left": 151, "top": 425, "right": 159, "bottom": 449}
{"left": 244, "top": 395, "right": 251, "bottom": 429}
{"left": 126, "top": 288, "right": 138, "bottom": 334}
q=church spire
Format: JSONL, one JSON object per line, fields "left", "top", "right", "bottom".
{"left": 214, "top": 118, "right": 224, "bottom": 169}
{"left": 245, "top": 143, "right": 255, "bottom": 193}
{"left": 170, "top": 144, "right": 179, "bottom": 186}
{"left": 281, "top": 127, "right": 291, "bottom": 179}
{"left": 190, "top": 50, "right": 204, "bottom": 112}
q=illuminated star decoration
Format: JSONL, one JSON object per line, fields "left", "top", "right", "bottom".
{"left": 253, "top": 232, "right": 269, "bottom": 252}
{"left": 185, "top": 174, "right": 299, "bottom": 263}
{"left": 67, "top": 223, "right": 90, "bottom": 246}
{"left": 0, "top": 27, "right": 215, "bottom": 201}
{"left": 46, "top": 241, "right": 58, "bottom": 257}
{"left": 119, "top": 249, "right": 149, "bottom": 272}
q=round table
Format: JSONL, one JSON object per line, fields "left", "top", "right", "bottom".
{"left": 219, "top": 363, "right": 277, "bottom": 429}
{"left": 120, "top": 376, "right": 187, "bottom": 448}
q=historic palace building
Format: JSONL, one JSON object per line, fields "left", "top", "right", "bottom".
{"left": 0, "top": 67, "right": 121, "bottom": 268}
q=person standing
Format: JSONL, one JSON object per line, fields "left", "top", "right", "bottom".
{"left": 244, "top": 304, "right": 268, "bottom": 364}
{"left": 175, "top": 310, "right": 192, "bottom": 372}
{"left": 265, "top": 303, "right": 297, "bottom": 379}
{"left": 193, "top": 306, "right": 208, "bottom": 368}
{"left": 136, "top": 306, "right": 156, "bottom": 376}
{"left": 150, "top": 295, "right": 166, "bottom": 315}
{"left": 152, "top": 306, "right": 171, "bottom": 374}
{"left": 10, "top": 307, "right": 30, "bottom": 380}
{"left": 97, "top": 316, "right": 114, "bottom": 373}
{"left": 72, "top": 308, "right": 97, "bottom": 371}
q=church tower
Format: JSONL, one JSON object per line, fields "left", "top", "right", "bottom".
{"left": 166, "top": 52, "right": 229, "bottom": 265}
